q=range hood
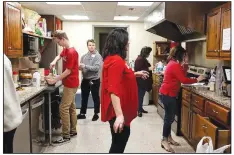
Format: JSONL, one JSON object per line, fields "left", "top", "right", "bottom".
{"left": 144, "top": 2, "right": 224, "bottom": 42}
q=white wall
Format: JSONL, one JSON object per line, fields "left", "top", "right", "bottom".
{"left": 62, "top": 21, "right": 166, "bottom": 84}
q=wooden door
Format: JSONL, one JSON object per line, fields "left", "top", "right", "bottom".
{"left": 99, "top": 33, "right": 108, "bottom": 56}
{"left": 4, "top": 2, "right": 22, "bottom": 58}
{"left": 220, "top": 2, "right": 231, "bottom": 59}
{"left": 181, "top": 100, "right": 190, "bottom": 139}
{"left": 206, "top": 8, "right": 221, "bottom": 58}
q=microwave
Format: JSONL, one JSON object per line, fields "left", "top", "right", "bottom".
{"left": 23, "top": 34, "right": 39, "bottom": 56}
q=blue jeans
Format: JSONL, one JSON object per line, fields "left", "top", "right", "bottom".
{"left": 138, "top": 87, "right": 146, "bottom": 112}
{"left": 160, "top": 94, "right": 176, "bottom": 138}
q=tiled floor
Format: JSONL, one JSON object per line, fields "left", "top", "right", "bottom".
{"left": 43, "top": 105, "right": 195, "bottom": 153}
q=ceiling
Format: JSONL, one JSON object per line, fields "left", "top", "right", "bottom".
{"left": 20, "top": 2, "right": 161, "bottom": 22}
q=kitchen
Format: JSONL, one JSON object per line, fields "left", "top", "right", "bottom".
{"left": 3, "top": 1, "right": 231, "bottom": 153}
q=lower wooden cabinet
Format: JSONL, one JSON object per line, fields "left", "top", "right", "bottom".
{"left": 152, "top": 84, "right": 160, "bottom": 106}
{"left": 195, "top": 114, "right": 230, "bottom": 150}
{"left": 181, "top": 100, "right": 190, "bottom": 139}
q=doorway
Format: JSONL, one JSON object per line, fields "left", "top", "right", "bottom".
{"left": 93, "top": 26, "right": 128, "bottom": 57}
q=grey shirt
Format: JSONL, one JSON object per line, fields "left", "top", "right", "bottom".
{"left": 81, "top": 51, "right": 103, "bottom": 80}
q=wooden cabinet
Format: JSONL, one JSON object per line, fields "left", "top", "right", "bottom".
{"left": 152, "top": 84, "right": 160, "bottom": 106}
{"left": 4, "top": 2, "right": 23, "bottom": 58}
{"left": 220, "top": 2, "right": 231, "bottom": 58}
{"left": 207, "top": 8, "right": 221, "bottom": 57}
{"left": 205, "top": 100, "right": 230, "bottom": 126}
{"left": 181, "top": 88, "right": 231, "bottom": 152}
{"left": 206, "top": 2, "right": 231, "bottom": 60}
{"left": 181, "top": 99, "right": 190, "bottom": 139}
{"left": 195, "top": 114, "right": 230, "bottom": 149}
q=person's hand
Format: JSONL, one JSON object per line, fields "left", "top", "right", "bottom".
{"left": 197, "top": 75, "right": 205, "bottom": 82}
{"left": 46, "top": 78, "right": 57, "bottom": 85}
{"left": 114, "top": 115, "right": 125, "bottom": 133}
{"left": 135, "top": 71, "right": 149, "bottom": 80}
{"left": 50, "top": 61, "right": 56, "bottom": 69}
{"left": 80, "top": 63, "right": 85, "bottom": 69}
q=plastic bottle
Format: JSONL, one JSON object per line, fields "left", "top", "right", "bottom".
{"left": 13, "top": 71, "right": 18, "bottom": 83}
{"left": 33, "top": 71, "right": 41, "bottom": 88}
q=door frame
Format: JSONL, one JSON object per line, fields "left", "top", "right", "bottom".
{"left": 92, "top": 25, "right": 130, "bottom": 62}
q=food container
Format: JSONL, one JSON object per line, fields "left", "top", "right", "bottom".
{"left": 13, "top": 71, "right": 18, "bottom": 83}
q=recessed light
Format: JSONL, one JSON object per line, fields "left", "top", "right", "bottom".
{"left": 118, "top": 2, "right": 153, "bottom": 7}
{"left": 46, "top": 2, "right": 81, "bottom": 5}
{"left": 63, "top": 15, "right": 89, "bottom": 20}
{"left": 114, "top": 16, "right": 139, "bottom": 21}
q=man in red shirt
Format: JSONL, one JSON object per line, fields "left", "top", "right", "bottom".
{"left": 46, "top": 30, "right": 79, "bottom": 145}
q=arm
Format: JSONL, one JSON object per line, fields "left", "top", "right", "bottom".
{"left": 50, "top": 55, "right": 61, "bottom": 69}
{"left": 56, "top": 68, "right": 71, "bottom": 81}
{"left": 174, "top": 64, "right": 197, "bottom": 84}
{"left": 84, "top": 55, "right": 103, "bottom": 72}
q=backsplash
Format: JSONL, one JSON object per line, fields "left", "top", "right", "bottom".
{"left": 186, "top": 41, "right": 231, "bottom": 69}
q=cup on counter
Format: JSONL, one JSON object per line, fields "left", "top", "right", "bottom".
{"left": 209, "top": 81, "right": 215, "bottom": 91}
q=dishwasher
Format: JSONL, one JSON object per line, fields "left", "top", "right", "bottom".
{"left": 29, "top": 94, "right": 46, "bottom": 153}
{"left": 13, "top": 102, "right": 30, "bottom": 153}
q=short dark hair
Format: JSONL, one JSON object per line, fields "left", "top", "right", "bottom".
{"left": 140, "top": 46, "right": 152, "bottom": 58}
{"left": 53, "top": 30, "right": 69, "bottom": 40}
{"left": 168, "top": 45, "right": 187, "bottom": 63}
{"left": 102, "top": 28, "right": 128, "bottom": 60}
{"left": 87, "top": 39, "right": 95, "bottom": 46}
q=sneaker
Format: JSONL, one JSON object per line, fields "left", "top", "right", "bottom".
{"left": 70, "top": 133, "right": 77, "bottom": 138}
{"left": 77, "top": 114, "right": 86, "bottom": 119}
{"left": 138, "top": 112, "right": 142, "bottom": 117}
{"left": 92, "top": 114, "right": 99, "bottom": 121}
{"left": 142, "top": 109, "right": 148, "bottom": 113}
{"left": 52, "top": 137, "right": 70, "bottom": 145}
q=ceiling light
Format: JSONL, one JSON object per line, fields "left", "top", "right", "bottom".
{"left": 46, "top": 2, "right": 81, "bottom": 5}
{"left": 117, "top": 2, "right": 153, "bottom": 7}
{"left": 63, "top": 15, "right": 89, "bottom": 20}
{"left": 114, "top": 16, "right": 139, "bottom": 21}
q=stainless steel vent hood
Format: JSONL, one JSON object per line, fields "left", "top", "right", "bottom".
{"left": 144, "top": 2, "right": 224, "bottom": 42}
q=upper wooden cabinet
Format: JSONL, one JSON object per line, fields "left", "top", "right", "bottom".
{"left": 206, "top": 2, "right": 231, "bottom": 60}
{"left": 40, "top": 15, "right": 63, "bottom": 33}
{"left": 4, "top": 2, "right": 23, "bottom": 58}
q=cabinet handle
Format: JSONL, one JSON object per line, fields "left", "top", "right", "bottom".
{"left": 8, "top": 46, "right": 11, "bottom": 49}
{"left": 202, "top": 125, "right": 208, "bottom": 129}
{"left": 195, "top": 100, "right": 199, "bottom": 103}
{"left": 212, "top": 109, "right": 219, "bottom": 114}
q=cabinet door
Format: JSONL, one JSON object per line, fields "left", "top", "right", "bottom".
{"left": 4, "top": 2, "right": 22, "bottom": 58}
{"left": 152, "top": 84, "right": 158, "bottom": 106}
{"left": 190, "top": 106, "right": 202, "bottom": 146}
{"left": 181, "top": 100, "right": 190, "bottom": 139}
{"left": 206, "top": 8, "right": 221, "bottom": 57}
{"left": 220, "top": 3, "right": 231, "bottom": 59}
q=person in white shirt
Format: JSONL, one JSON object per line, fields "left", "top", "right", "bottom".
{"left": 4, "top": 54, "right": 22, "bottom": 153}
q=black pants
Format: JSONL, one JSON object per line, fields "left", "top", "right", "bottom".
{"left": 109, "top": 118, "right": 130, "bottom": 153}
{"left": 80, "top": 78, "right": 100, "bottom": 114}
{"left": 160, "top": 94, "right": 176, "bottom": 138}
{"left": 3, "top": 128, "right": 17, "bottom": 153}
{"left": 138, "top": 87, "right": 146, "bottom": 112}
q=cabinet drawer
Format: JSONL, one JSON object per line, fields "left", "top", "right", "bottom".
{"left": 182, "top": 89, "right": 191, "bottom": 102}
{"left": 195, "top": 114, "right": 230, "bottom": 149}
{"left": 195, "top": 114, "right": 217, "bottom": 147}
{"left": 205, "top": 101, "right": 230, "bottom": 125}
{"left": 191, "top": 94, "right": 204, "bottom": 111}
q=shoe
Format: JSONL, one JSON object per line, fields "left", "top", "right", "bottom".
{"left": 92, "top": 114, "right": 99, "bottom": 121}
{"left": 52, "top": 137, "right": 70, "bottom": 145}
{"left": 138, "top": 112, "right": 142, "bottom": 117}
{"left": 168, "top": 135, "right": 180, "bottom": 146}
{"left": 77, "top": 114, "right": 86, "bottom": 119}
{"left": 142, "top": 109, "right": 148, "bottom": 113}
{"left": 161, "top": 139, "right": 175, "bottom": 153}
{"left": 70, "top": 133, "right": 77, "bottom": 138}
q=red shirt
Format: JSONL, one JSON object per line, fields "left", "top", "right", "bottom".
{"left": 101, "top": 55, "right": 138, "bottom": 127}
{"left": 60, "top": 47, "right": 79, "bottom": 88}
{"left": 160, "top": 60, "right": 197, "bottom": 97}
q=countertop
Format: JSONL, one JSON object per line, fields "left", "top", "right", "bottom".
{"left": 17, "top": 81, "right": 62, "bottom": 105}
{"left": 182, "top": 86, "right": 231, "bottom": 109}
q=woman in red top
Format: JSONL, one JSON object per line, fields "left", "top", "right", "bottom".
{"left": 101, "top": 28, "right": 149, "bottom": 153}
{"left": 159, "top": 46, "right": 205, "bottom": 153}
